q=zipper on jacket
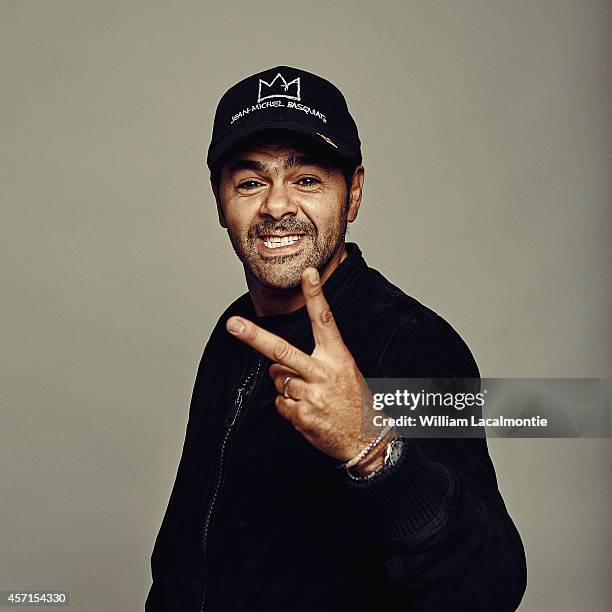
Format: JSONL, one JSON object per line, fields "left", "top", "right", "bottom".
{"left": 198, "top": 354, "right": 263, "bottom": 612}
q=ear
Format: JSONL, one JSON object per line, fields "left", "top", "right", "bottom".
{"left": 210, "top": 174, "right": 227, "bottom": 228}
{"left": 347, "top": 165, "right": 365, "bottom": 223}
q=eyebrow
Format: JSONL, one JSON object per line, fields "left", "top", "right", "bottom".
{"left": 228, "top": 155, "right": 331, "bottom": 176}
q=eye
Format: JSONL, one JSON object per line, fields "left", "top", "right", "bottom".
{"left": 237, "top": 180, "right": 264, "bottom": 191}
{"left": 295, "top": 176, "right": 321, "bottom": 188}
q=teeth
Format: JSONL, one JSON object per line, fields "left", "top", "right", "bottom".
{"left": 262, "top": 235, "right": 303, "bottom": 249}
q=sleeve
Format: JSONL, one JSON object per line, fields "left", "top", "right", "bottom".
{"left": 344, "top": 307, "right": 527, "bottom": 611}
{"left": 145, "top": 317, "right": 228, "bottom": 611}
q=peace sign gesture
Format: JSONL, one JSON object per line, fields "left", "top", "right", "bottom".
{"left": 226, "top": 267, "right": 382, "bottom": 473}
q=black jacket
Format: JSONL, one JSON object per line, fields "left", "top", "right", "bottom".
{"left": 146, "top": 243, "right": 527, "bottom": 611}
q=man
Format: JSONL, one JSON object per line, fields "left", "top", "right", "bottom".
{"left": 146, "top": 66, "right": 527, "bottom": 611}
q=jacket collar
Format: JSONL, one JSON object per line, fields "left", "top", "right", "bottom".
{"left": 233, "top": 242, "right": 367, "bottom": 334}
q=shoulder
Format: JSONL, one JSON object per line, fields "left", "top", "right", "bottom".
{"left": 196, "top": 291, "right": 253, "bottom": 363}
{"left": 340, "top": 265, "right": 479, "bottom": 378}
{"left": 209, "top": 291, "right": 252, "bottom": 336}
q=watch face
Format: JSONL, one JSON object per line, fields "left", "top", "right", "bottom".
{"left": 386, "top": 439, "right": 404, "bottom": 466}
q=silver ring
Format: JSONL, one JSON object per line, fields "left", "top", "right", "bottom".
{"left": 282, "top": 376, "right": 293, "bottom": 399}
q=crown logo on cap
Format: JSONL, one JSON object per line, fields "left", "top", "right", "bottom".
{"left": 257, "top": 73, "right": 301, "bottom": 103}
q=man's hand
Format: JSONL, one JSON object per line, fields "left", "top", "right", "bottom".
{"left": 226, "top": 267, "right": 384, "bottom": 472}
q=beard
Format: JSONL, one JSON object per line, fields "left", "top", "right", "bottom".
{"left": 226, "top": 210, "right": 349, "bottom": 290}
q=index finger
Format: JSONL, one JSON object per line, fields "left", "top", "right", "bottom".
{"left": 226, "top": 316, "right": 320, "bottom": 380}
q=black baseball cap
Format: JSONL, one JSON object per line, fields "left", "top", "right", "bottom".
{"left": 206, "top": 65, "right": 362, "bottom": 171}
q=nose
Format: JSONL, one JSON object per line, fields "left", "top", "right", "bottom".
{"left": 259, "top": 180, "right": 298, "bottom": 221}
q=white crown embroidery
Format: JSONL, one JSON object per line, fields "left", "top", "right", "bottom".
{"left": 257, "top": 73, "right": 301, "bottom": 103}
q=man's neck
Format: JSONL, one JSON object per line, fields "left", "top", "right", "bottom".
{"left": 246, "top": 243, "right": 348, "bottom": 317}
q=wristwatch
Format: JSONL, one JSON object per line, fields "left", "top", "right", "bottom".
{"left": 347, "top": 438, "right": 404, "bottom": 481}
{"left": 384, "top": 438, "right": 404, "bottom": 467}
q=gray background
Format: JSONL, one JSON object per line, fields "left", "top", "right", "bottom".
{"left": 1, "top": 1, "right": 610, "bottom": 610}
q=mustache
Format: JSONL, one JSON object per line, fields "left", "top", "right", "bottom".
{"left": 249, "top": 218, "right": 316, "bottom": 238}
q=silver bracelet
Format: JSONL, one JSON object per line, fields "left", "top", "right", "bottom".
{"left": 337, "top": 425, "right": 393, "bottom": 470}
{"left": 346, "top": 462, "right": 385, "bottom": 481}
{"left": 346, "top": 438, "right": 404, "bottom": 481}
